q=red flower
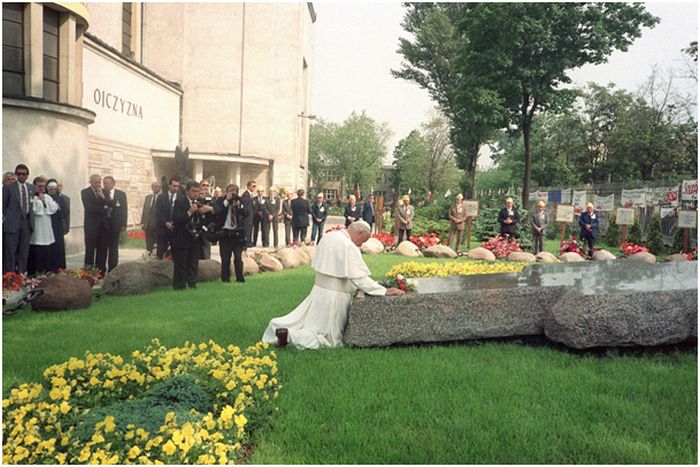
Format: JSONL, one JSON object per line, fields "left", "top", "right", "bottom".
{"left": 372, "top": 232, "right": 394, "bottom": 247}
{"left": 482, "top": 236, "right": 522, "bottom": 258}
{"left": 620, "top": 242, "right": 648, "bottom": 257}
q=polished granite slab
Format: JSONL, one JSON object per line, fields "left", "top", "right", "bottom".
{"left": 415, "top": 260, "right": 698, "bottom": 296}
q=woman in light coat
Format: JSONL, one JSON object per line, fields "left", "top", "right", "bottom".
{"left": 530, "top": 200, "right": 548, "bottom": 254}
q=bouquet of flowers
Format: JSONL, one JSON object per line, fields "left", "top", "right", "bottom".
{"left": 57, "top": 266, "right": 103, "bottom": 286}
{"left": 560, "top": 236, "right": 585, "bottom": 257}
{"left": 3, "top": 272, "right": 41, "bottom": 312}
{"left": 379, "top": 273, "right": 415, "bottom": 293}
{"left": 372, "top": 232, "right": 394, "bottom": 248}
{"left": 482, "top": 236, "right": 522, "bottom": 259}
{"left": 410, "top": 232, "right": 441, "bottom": 250}
{"left": 127, "top": 230, "right": 146, "bottom": 240}
{"left": 324, "top": 224, "right": 346, "bottom": 234}
{"left": 620, "top": 242, "right": 648, "bottom": 257}
{"left": 685, "top": 246, "right": 697, "bottom": 261}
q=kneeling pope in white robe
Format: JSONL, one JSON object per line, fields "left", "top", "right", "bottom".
{"left": 262, "top": 220, "right": 403, "bottom": 349}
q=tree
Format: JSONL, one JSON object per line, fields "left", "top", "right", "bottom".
{"left": 455, "top": 3, "right": 659, "bottom": 205}
{"left": 308, "top": 118, "right": 341, "bottom": 195}
{"left": 645, "top": 214, "right": 664, "bottom": 255}
{"left": 392, "top": 130, "right": 428, "bottom": 197}
{"left": 393, "top": 3, "right": 503, "bottom": 198}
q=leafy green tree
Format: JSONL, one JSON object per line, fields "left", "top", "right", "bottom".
{"left": 604, "top": 211, "right": 620, "bottom": 247}
{"left": 308, "top": 118, "right": 341, "bottom": 194}
{"left": 393, "top": 3, "right": 504, "bottom": 198}
{"left": 474, "top": 166, "right": 513, "bottom": 193}
{"left": 628, "top": 217, "right": 642, "bottom": 246}
{"left": 645, "top": 214, "right": 664, "bottom": 255}
{"left": 455, "top": 3, "right": 658, "bottom": 205}
{"left": 392, "top": 130, "right": 428, "bottom": 197}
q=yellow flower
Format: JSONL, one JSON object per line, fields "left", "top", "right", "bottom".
{"left": 55, "top": 452, "right": 67, "bottom": 464}
{"left": 103, "top": 416, "right": 116, "bottom": 433}
{"left": 211, "top": 369, "right": 225, "bottom": 380}
{"left": 49, "top": 388, "right": 62, "bottom": 400}
{"left": 128, "top": 445, "right": 141, "bottom": 459}
{"left": 234, "top": 413, "right": 248, "bottom": 428}
{"left": 77, "top": 447, "right": 91, "bottom": 462}
{"left": 89, "top": 376, "right": 100, "bottom": 386}
{"left": 219, "top": 405, "right": 235, "bottom": 422}
{"left": 162, "top": 440, "right": 176, "bottom": 456}
{"left": 91, "top": 432, "right": 105, "bottom": 444}
{"left": 13, "top": 446, "right": 30, "bottom": 462}
{"left": 225, "top": 380, "right": 237, "bottom": 390}
{"left": 197, "top": 454, "right": 216, "bottom": 464}
{"left": 59, "top": 401, "right": 70, "bottom": 414}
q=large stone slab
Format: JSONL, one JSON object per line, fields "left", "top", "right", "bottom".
{"left": 145, "top": 260, "right": 174, "bottom": 287}
{"left": 467, "top": 247, "right": 496, "bottom": 262}
{"left": 256, "top": 252, "right": 284, "bottom": 272}
{"left": 32, "top": 276, "right": 92, "bottom": 311}
{"left": 198, "top": 259, "right": 221, "bottom": 282}
{"left": 346, "top": 261, "right": 698, "bottom": 349}
{"left": 395, "top": 241, "right": 422, "bottom": 257}
{"left": 360, "top": 238, "right": 385, "bottom": 254}
{"left": 344, "top": 287, "right": 561, "bottom": 347}
{"left": 276, "top": 248, "right": 305, "bottom": 269}
{"left": 545, "top": 289, "right": 697, "bottom": 349}
{"left": 423, "top": 245, "right": 457, "bottom": 258}
{"left": 536, "top": 251, "right": 558, "bottom": 263}
{"left": 103, "top": 262, "right": 153, "bottom": 295}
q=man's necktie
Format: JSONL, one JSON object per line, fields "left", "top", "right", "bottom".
{"left": 170, "top": 194, "right": 175, "bottom": 216}
{"left": 230, "top": 203, "right": 237, "bottom": 229}
{"left": 20, "top": 184, "right": 27, "bottom": 217}
{"left": 107, "top": 192, "right": 113, "bottom": 218}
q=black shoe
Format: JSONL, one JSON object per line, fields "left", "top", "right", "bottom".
{"left": 222, "top": 279, "right": 231, "bottom": 283}
{"left": 275, "top": 328, "right": 289, "bottom": 347}
{"left": 236, "top": 278, "right": 245, "bottom": 283}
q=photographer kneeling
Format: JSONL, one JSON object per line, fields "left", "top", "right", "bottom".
{"left": 214, "top": 184, "right": 248, "bottom": 283}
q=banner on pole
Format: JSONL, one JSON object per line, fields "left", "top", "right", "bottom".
{"left": 560, "top": 189, "right": 571, "bottom": 204}
{"left": 681, "top": 180, "right": 697, "bottom": 201}
{"left": 548, "top": 190, "right": 561, "bottom": 203}
{"left": 592, "top": 194, "right": 614, "bottom": 211}
{"left": 572, "top": 190, "right": 588, "bottom": 214}
{"left": 620, "top": 188, "right": 646, "bottom": 208}
{"left": 648, "top": 186, "right": 680, "bottom": 206}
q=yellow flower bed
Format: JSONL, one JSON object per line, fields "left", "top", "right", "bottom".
{"left": 386, "top": 261, "right": 526, "bottom": 279}
{"left": 2, "top": 339, "right": 279, "bottom": 464}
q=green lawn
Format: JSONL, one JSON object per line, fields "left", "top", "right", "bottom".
{"left": 2, "top": 255, "right": 696, "bottom": 463}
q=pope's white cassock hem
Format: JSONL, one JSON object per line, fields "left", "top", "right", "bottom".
{"left": 262, "top": 230, "right": 386, "bottom": 349}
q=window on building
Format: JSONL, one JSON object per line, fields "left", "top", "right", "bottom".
{"left": 3, "top": 3, "right": 24, "bottom": 97}
{"left": 42, "top": 7, "right": 59, "bottom": 102}
{"left": 122, "top": 3, "right": 132, "bottom": 55}
{"left": 323, "top": 189, "right": 338, "bottom": 201}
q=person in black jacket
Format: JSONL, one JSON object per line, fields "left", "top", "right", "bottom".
{"left": 362, "top": 194, "right": 376, "bottom": 231}
{"left": 310, "top": 192, "right": 328, "bottom": 244}
{"left": 344, "top": 195, "right": 361, "bottom": 227}
{"left": 102, "top": 176, "right": 128, "bottom": 272}
{"left": 498, "top": 197, "right": 520, "bottom": 239}
{"left": 172, "top": 181, "right": 213, "bottom": 290}
{"left": 253, "top": 187, "right": 270, "bottom": 248}
{"left": 213, "top": 184, "right": 247, "bottom": 283}
{"left": 268, "top": 188, "right": 282, "bottom": 248}
{"left": 241, "top": 180, "right": 256, "bottom": 247}
{"left": 155, "top": 177, "right": 180, "bottom": 259}
{"left": 291, "top": 188, "right": 311, "bottom": 244}
{"left": 80, "top": 174, "right": 110, "bottom": 274}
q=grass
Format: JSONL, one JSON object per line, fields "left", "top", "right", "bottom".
{"left": 2, "top": 255, "right": 696, "bottom": 463}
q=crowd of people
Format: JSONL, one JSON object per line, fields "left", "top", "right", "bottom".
{"left": 3, "top": 165, "right": 71, "bottom": 276}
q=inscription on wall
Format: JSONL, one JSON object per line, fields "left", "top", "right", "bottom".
{"left": 93, "top": 88, "right": 143, "bottom": 119}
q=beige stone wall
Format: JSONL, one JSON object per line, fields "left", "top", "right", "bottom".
{"left": 3, "top": 102, "right": 93, "bottom": 255}
{"left": 87, "top": 136, "right": 157, "bottom": 228}
{"left": 85, "top": 3, "right": 124, "bottom": 49}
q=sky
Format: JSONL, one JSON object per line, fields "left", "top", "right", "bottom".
{"left": 310, "top": 2, "right": 699, "bottom": 168}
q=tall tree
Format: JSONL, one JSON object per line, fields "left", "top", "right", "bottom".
{"left": 308, "top": 118, "right": 341, "bottom": 194}
{"left": 393, "top": 3, "right": 503, "bottom": 198}
{"left": 392, "top": 130, "right": 428, "bottom": 197}
{"left": 455, "top": 3, "right": 658, "bottom": 205}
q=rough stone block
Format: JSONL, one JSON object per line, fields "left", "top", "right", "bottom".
{"left": 197, "top": 259, "right": 221, "bottom": 282}
{"left": 560, "top": 252, "right": 585, "bottom": 262}
{"left": 242, "top": 255, "right": 259, "bottom": 275}
{"left": 32, "top": 275, "right": 92, "bottom": 311}
{"left": 395, "top": 241, "right": 422, "bottom": 257}
{"left": 467, "top": 247, "right": 496, "bottom": 262}
{"left": 360, "top": 238, "right": 385, "bottom": 254}
{"left": 424, "top": 245, "right": 458, "bottom": 258}
{"left": 507, "top": 252, "right": 536, "bottom": 263}
{"left": 276, "top": 248, "right": 304, "bottom": 269}
{"left": 536, "top": 251, "right": 558, "bottom": 263}
{"left": 145, "top": 260, "right": 174, "bottom": 287}
{"left": 103, "top": 262, "right": 153, "bottom": 296}
{"left": 628, "top": 252, "right": 656, "bottom": 263}
{"left": 256, "top": 252, "right": 284, "bottom": 272}
{"left": 592, "top": 250, "right": 617, "bottom": 261}
{"left": 667, "top": 253, "right": 690, "bottom": 262}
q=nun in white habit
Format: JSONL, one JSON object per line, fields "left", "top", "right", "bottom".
{"left": 262, "top": 220, "right": 403, "bottom": 349}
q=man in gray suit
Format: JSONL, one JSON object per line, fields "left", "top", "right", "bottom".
{"left": 396, "top": 194, "right": 414, "bottom": 244}
{"left": 3, "top": 164, "right": 34, "bottom": 274}
{"left": 531, "top": 200, "right": 549, "bottom": 254}
{"left": 141, "top": 181, "right": 162, "bottom": 254}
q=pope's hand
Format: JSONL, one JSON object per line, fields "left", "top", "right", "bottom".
{"left": 386, "top": 287, "right": 404, "bottom": 296}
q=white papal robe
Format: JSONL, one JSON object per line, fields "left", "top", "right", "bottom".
{"left": 262, "top": 229, "right": 386, "bottom": 349}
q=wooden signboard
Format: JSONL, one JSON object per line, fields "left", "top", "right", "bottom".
{"left": 464, "top": 200, "right": 479, "bottom": 250}
{"left": 616, "top": 207, "right": 635, "bottom": 245}
{"left": 375, "top": 195, "right": 384, "bottom": 234}
{"left": 555, "top": 205, "right": 575, "bottom": 242}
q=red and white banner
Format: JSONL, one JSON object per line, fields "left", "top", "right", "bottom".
{"left": 572, "top": 190, "right": 588, "bottom": 214}
{"left": 682, "top": 180, "right": 697, "bottom": 201}
{"left": 620, "top": 188, "right": 646, "bottom": 208}
{"left": 648, "top": 186, "right": 679, "bottom": 206}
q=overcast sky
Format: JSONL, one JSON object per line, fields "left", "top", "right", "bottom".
{"left": 310, "top": 2, "right": 698, "bottom": 167}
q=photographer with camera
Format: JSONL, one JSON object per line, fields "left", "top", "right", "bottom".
{"left": 172, "top": 181, "right": 213, "bottom": 290}
{"left": 214, "top": 184, "right": 248, "bottom": 283}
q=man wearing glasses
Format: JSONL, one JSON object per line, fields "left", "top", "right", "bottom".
{"left": 3, "top": 164, "right": 35, "bottom": 274}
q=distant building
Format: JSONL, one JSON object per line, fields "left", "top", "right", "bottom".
{"left": 311, "top": 164, "right": 396, "bottom": 205}
{"left": 3, "top": 2, "right": 315, "bottom": 253}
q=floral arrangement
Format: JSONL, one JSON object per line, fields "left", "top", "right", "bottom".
{"left": 560, "top": 236, "right": 585, "bottom": 257}
{"left": 56, "top": 266, "right": 103, "bottom": 286}
{"left": 386, "top": 261, "right": 525, "bottom": 280}
{"left": 620, "top": 242, "right": 649, "bottom": 257}
{"left": 371, "top": 232, "right": 394, "bottom": 248}
{"left": 482, "top": 236, "right": 522, "bottom": 259}
{"left": 684, "top": 246, "right": 697, "bottom": 261}
{"left": 379, "top": 273, "right": 415, "bottom": 292}
{"left": 324, "top": 225, "right": 346, "bottom": 234}
{"left": 3, "top": 273, "right": 40, "bottom": 300}
{"left": 127, "top": 230, "right": 146, "bottom": 240}
{"left": 2, "top": 339, "right": 280, "bottom": 464}
{"left": 409, "top": 232, "right": 441, "bottom": 250}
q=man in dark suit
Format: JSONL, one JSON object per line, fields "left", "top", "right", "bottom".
{"left": 267, "top": 188, "right": 282, "bottom": 248}
{"left": 498, "top": 197, "right": 520, "bottom": 240}
{"left": 141, "top": 181, "right": 161, "bottom": 254}
{"left": 291, "top": 188, "right": 311, "bottom": 244}
{"left": 253, "top": 187, "right": 270, "bottom": 248}
{"left": 241, "top": 180, "right": 256, "bottom": 247}
{"left": 81, "top": 174, "right": 111, "bottom": 274}
{"left": 155, "top": 177, "right": 180, "bottom": 259}
{"left": 282, "top": 189, "right": 293, "bottom": 246}
{"left": 56, "top": 179, "right": 71, "bottom": 237}
{"left": 362, "top": 194, "right": 376, "bottom": 231}
{"left": 310, "top": 192, "right": 328, "bottom": 245}
{"left": 172, "top": 180, "right": 213, "bottom": 289}
{"left": 102, "top": 176, "right": 128, "bottom": 272}
{"left": 213, "top": 183, "right": 247, "bottom": 283}
{"left": 2, "top": 164, "right": 34, "bottom": 274}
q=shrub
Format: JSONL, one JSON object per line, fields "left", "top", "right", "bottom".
{"left": 413, "top": 199, "right": 451, "bottom": 222}
{"left": 671, "top": 226, "right": 688, "bottom": 254}
{"left": 604, "top": 211, "right": 620, "bottom": 247}
{"left": 628, "top": 217, "right": 642, "bottom": 245}
{"left": 411, "top": 218, "right": 451, "bottom": 239}
{"left": 645, "top": 214, "right": 664, "bottom": 255}
{"left": 2, "top": 339, "right": 280, "bottom": 465}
